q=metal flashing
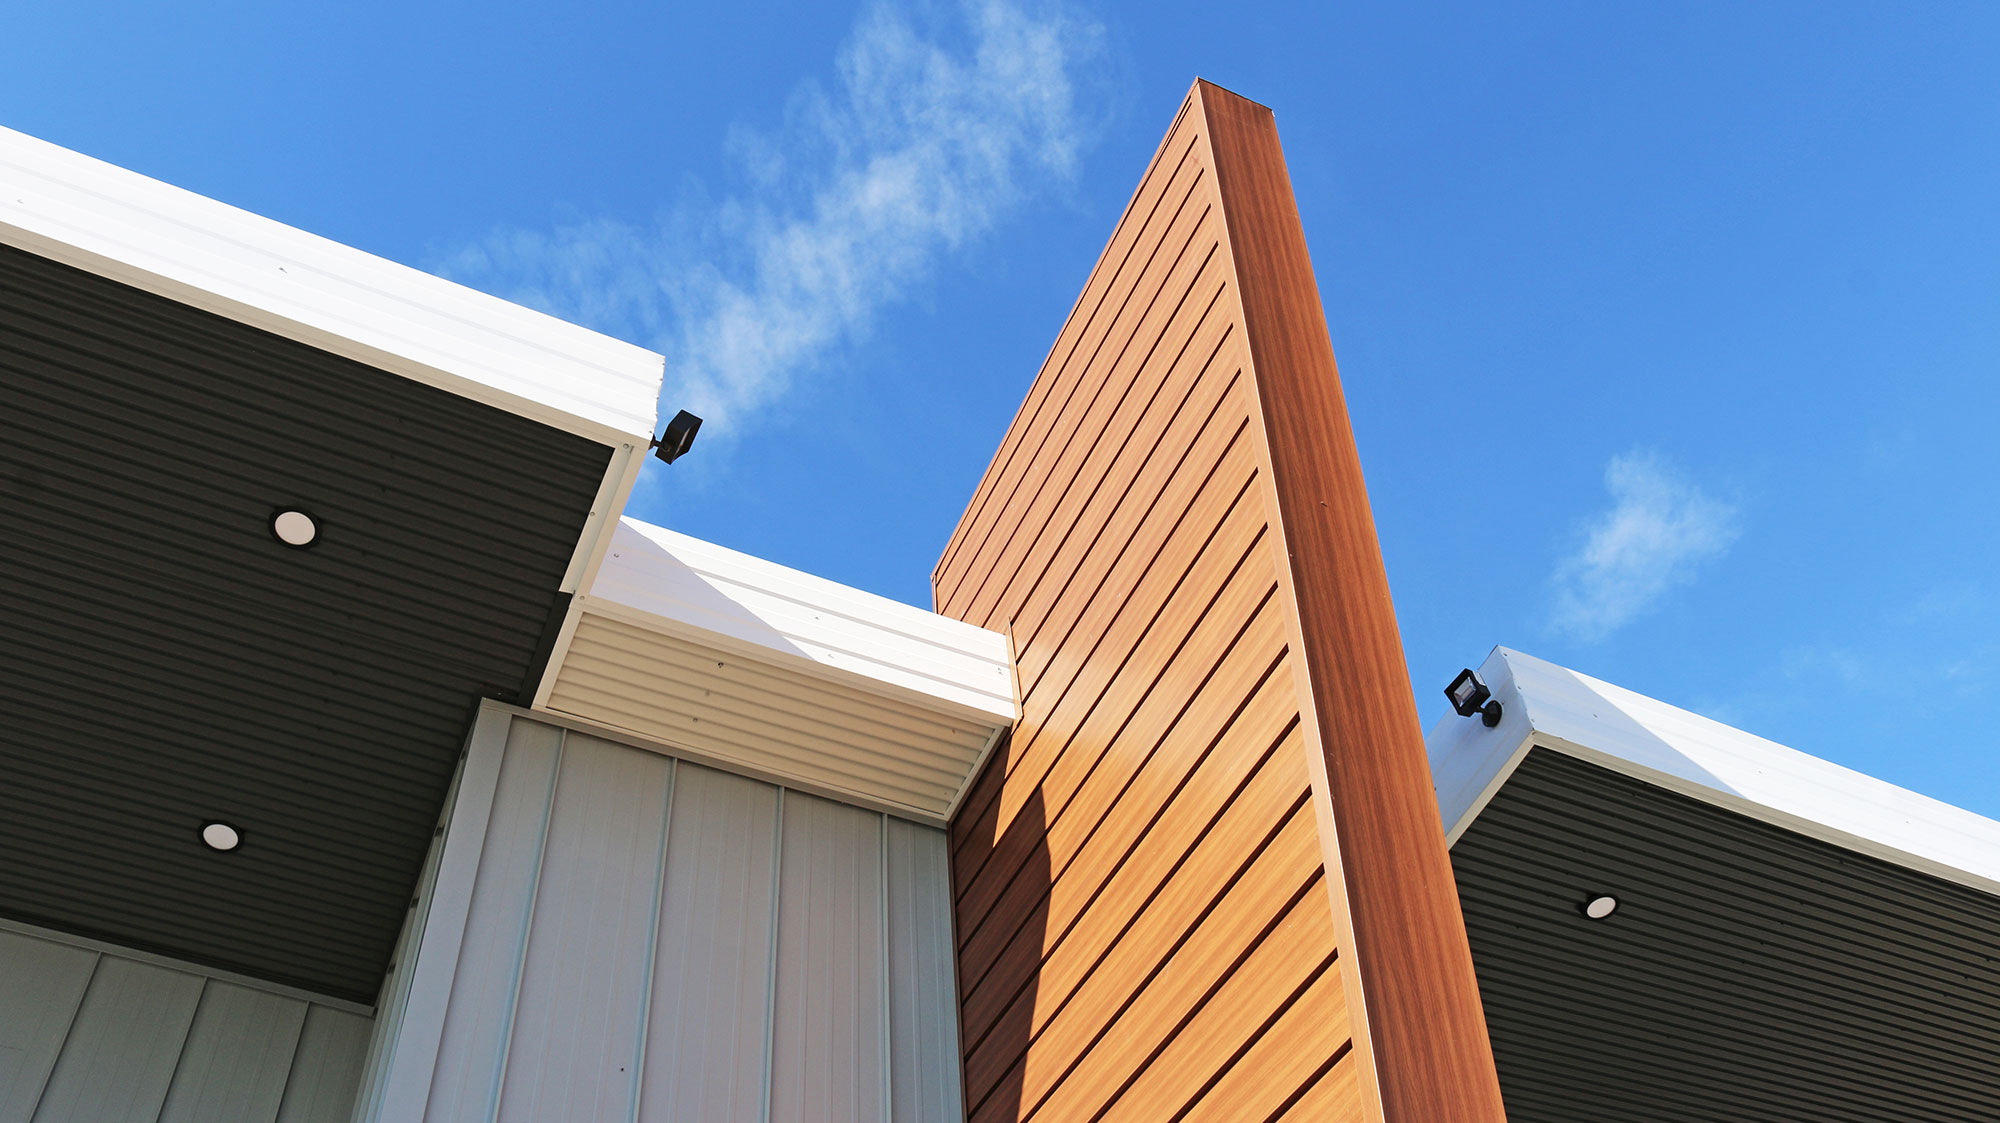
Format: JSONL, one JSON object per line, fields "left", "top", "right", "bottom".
{"left": 1429, "top": 646, "right": 2000, "bottom": 898}
{"left": 0, "top": 124, "right": 664, "bottom": 446}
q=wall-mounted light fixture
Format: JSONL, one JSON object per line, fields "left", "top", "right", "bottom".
{"left": 651, "top": 410, "right": 703, "bottom": 465}
{"left": 1446, "top": 667, "right": 1503, "bottom": 727}
{"left": 200, "top": 821, "right": 242, "bottom": 852}
{"left": 1582, "top": 894, "right": 1619, "bottom": 920}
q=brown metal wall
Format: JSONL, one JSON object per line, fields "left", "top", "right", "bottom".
{"left": 934, "top": 82, "right": 1504, "bottom": 1122}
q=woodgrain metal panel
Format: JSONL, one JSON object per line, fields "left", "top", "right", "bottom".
{"left": 1194, "top": 81, "right": 1504, "bottom": 1119}
{"left": 938, "top": 80, "right": 1497, "bottom": 1122}
{"left": 1173, "top": 966, "right": 1352, "bottom": 1123}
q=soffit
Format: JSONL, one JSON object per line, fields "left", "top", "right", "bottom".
{"left": 540, "top": 519, "right": 1016, "bottom": 824}
{"left": 0, "top": 241, "right": 612, "bottom": 1002}
{"left": 1453, "top": 747, "right": 2000, "bottom": 1121}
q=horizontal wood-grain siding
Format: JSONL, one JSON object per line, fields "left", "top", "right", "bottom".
{"left": 936, "top": 87, "right": 1360, "bottom": 1123}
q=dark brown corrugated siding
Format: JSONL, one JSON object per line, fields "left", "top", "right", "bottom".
{"left": 936, "top": 82, "right": 1505, "bottom": 1122}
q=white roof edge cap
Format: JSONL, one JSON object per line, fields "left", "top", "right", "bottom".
{"left": 580, "top": 517, "right": 1019, "bottom": 723}
{"left": 1428, "top": 645, "right": 2000, "bottom": 899}
{"left": 0, "top": 124, "right": 664, "bottom": 445}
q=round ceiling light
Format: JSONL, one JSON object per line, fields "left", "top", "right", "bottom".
{"left": 1583, "top": 894, "right": 1619, "bottom": 919}
{"left": 201, "top": 822, "right": 242, "bottom": 852}
{"left": 270, "top": 508, "right": 319, "bottom": 548}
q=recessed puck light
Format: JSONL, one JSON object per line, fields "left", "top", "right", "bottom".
{"left": 1583, "top": 894, "right": 1618, "bottom": 919}
{"left": 270, "top": 508, "right": 318, "bottom": 548}
{"left": 201, "top": 822, "right": 242, "bottom": 852}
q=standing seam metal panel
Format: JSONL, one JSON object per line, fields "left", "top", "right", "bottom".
{"left": 637, "top": 766, "right": 780, "bottom": 1123}
{"left": 0, "top": 927, "right": 371, "bottom": 1123}
{"left": 409, "top": 712, "right": 964, "bottom": 1123}
{"left": 495, "top": 738, "right": 672, "bottom": 1122}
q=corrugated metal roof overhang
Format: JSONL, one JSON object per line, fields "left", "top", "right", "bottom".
{"left": 1430, "top": 648, "right": 2000, "bottom": 897}
{"left": 1428, "top": 649, "right": 2000, "bottom": 1119}
{"left": 0, "top": 239, "right": 617, "bottom": 1004}
{"left": 0, "top": 125, "right": 664, "bottom": 446}
{"left": 1452, "top": 749, "right": 2000, "bottom": 1121}
{"left": 540, "top": 519, "right": 1017, "bottom": 824}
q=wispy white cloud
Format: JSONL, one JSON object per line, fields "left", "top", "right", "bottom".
{"left": 1550, "top": 450, "right": 1740, "bottom": 642}
{"left": 437, "top": 0, "right": 1101, "bottom": 436}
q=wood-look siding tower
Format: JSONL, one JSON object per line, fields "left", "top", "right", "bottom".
{"left": 934, "top": 81, "right": 1507, "bottom": 1122}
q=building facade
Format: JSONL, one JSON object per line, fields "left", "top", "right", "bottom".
{"left": 1, "top": 81, "right": 1993, "bottom": 1123}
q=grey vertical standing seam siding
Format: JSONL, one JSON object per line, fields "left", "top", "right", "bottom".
{"left": 0, "top": 927, "right": 372, "bottom": 1123}
{"left": 404, "top": 713, "right": 965, "bottom": 1123}
{"left": 0, "top": 241, "right": 612, "bottom": 1001}
{"left": 640, "top": 766, "right": 781, "bottom": 1123}
{"left": 1452, "top": 747, "right": 2000, "bottom": 1122}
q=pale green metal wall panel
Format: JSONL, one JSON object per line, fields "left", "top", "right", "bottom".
{"left": 274, "top": 1007, "right": 372, "bottom": 1123}
{"left": 0, "top": 927, "right": 373, "bottom": 1123}
{"left": 30, "top": 957, "right": 202, "bottom": 1123}
{"left": 0, "top": 932, "right": 95, "bottom": 1122}
{"left": 156, "top": 982, "right": 307, "bottom": 1123}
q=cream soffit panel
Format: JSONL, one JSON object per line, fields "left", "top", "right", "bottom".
{"left": 0, "top": 124, "right": 663, "bottom": 445}
{"left": 541, "top": 518, "right": 1017, "bottom": 822}
{"left": 1428, "top": 646, "right": 2000, "bottom": 898}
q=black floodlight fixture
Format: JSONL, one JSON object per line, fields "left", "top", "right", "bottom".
{"left": 1446, "top": 667, "right": 1503, "bottom": 727}
{"left": 651, "top": 409, "right": 703, "bottom": 465}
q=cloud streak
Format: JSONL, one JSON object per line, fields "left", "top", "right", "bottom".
{"left": 437, "top": 0, "right": 1100, "bottom": 436}
{"left": 1550, "top": 450, "right": 1740, "bottom": 642}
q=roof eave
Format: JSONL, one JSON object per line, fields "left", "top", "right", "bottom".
{"left": 1429, "top": 646, "right": 2000, "bottom": 898}
{"left": 0, "top": 124, "right": 665, "bottom": 447}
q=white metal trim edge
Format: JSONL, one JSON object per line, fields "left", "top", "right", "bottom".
{"left": 577, "top": 517, "right": 1018, "bottom": 725}
{"left": 0, "top": 124, "right": 664, "bottom": 445}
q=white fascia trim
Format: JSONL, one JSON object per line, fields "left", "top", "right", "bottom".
{"left": 1428, "top": 646, "right": 2000, "bottom": 898}
{"left": 574, "top": 517, "right": 1019, "bottom": 725}
{"left": 0, "top": 124, "right": 664, "bottom": 446}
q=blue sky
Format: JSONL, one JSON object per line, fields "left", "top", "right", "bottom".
{"left": 6, "top": 1, "right": 1996, "bottom": 816}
